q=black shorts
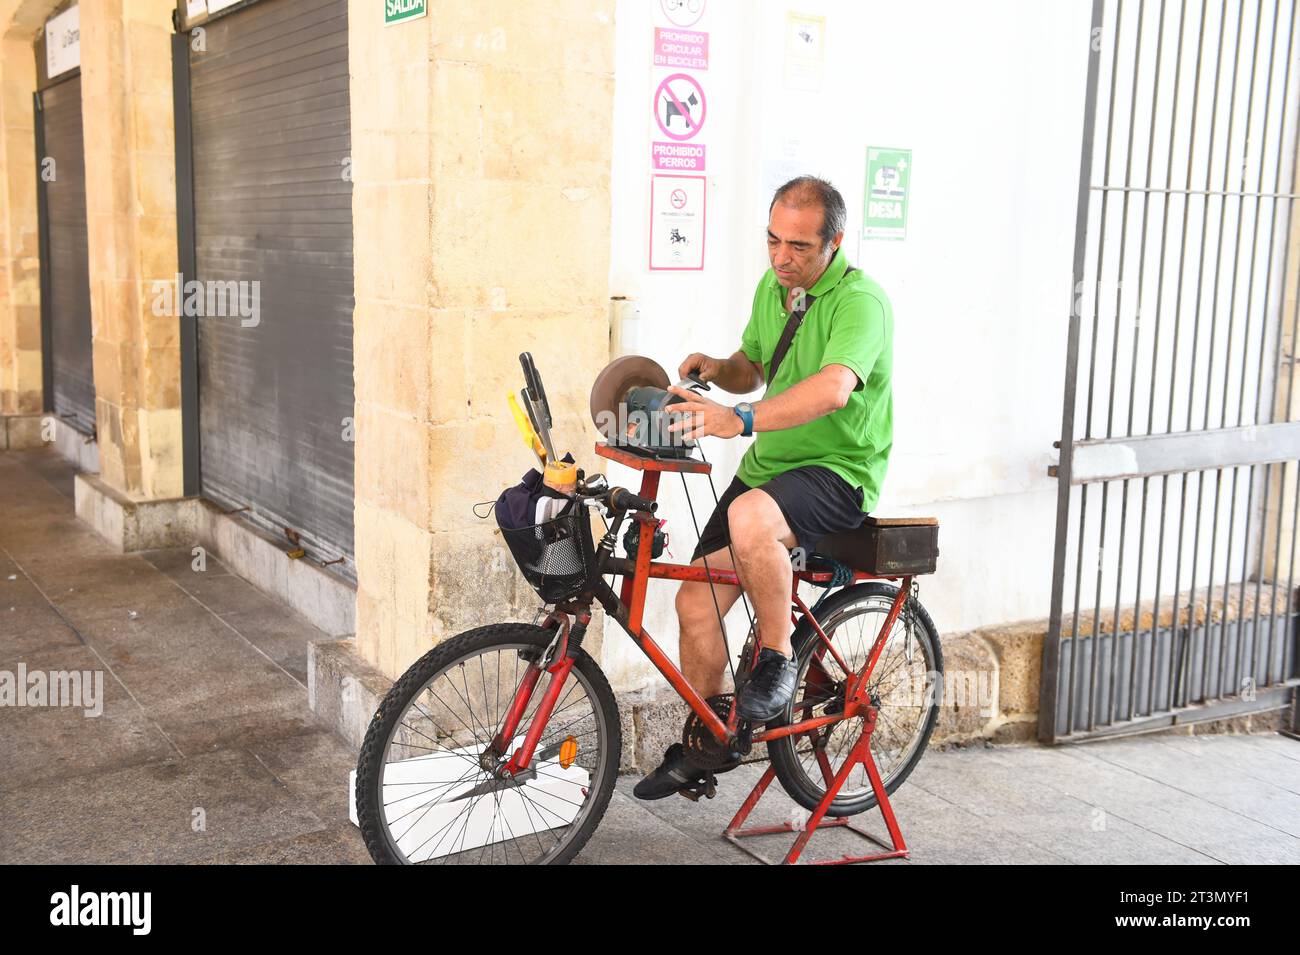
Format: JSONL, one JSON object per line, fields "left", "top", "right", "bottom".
{"left": 688, "top": 465, "right": 867, "bottom": 562}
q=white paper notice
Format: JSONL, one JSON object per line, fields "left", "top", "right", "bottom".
{"left": 784, "top": 12, "right": 825, "bottom": 91}
{"left": 649, "top": 174, "right": 707, "bottom": 271}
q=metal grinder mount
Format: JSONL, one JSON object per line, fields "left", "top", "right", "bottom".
{"left": 588, "top": 355, "right": 709, "bottom": 459}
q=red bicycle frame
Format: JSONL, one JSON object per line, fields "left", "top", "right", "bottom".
{"left": 494, "top": 443, "right": 913, "bottom": 778}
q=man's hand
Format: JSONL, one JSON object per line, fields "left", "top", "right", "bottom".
{"left": 664, "top": 364, "right": 859, "bottom": 443}
{"left": 665, "top": 386, "right": 745, "bottom": 441}
{"left": 678, "top": 350, "right": 764, "bottom": 394}
{"left": 678, "top": 353, "right": 725, "bottom": 383}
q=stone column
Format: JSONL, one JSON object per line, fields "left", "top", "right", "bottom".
{"left": 1263, "top": 144, "right": 1300, "bottom": 591}
{"left": 78, "top": 0, "right": 181, "bottom": 498}
{"left": 0, "top": 27, "right": 43, "bottom": 441}
{"left": 349, "top": 0, "right": 616, "bottom": 677}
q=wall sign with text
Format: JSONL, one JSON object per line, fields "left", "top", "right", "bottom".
{"left": 863, "top": 147, "right": 912, "bottom": 240}
{"left": 649, "top": 174, "right": 706, "bottom": 271}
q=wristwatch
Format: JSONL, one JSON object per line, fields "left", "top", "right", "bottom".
{"left": 733, "top": 402, "right": 755, "bottom": 437}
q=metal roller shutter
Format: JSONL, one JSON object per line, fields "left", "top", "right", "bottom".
{"left": 188, "top": 0, "right": 355, "bottom": 568}
{"left": 39, "top": 75, "right": 95, "bottom": 435}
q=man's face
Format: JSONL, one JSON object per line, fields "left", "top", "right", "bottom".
{"left": 767, "top": 202, "right": 840, "bottom": 293}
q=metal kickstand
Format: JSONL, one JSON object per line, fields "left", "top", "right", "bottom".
{"left": 723, "top": 706, "right": 910, "bottom": 865}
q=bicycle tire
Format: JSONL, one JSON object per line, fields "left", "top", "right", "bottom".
{"left": 768, "top": 582, "right": 942, "bottom": 817}
{"left": 356, "top": 622, "right": 621, "bottom": 865}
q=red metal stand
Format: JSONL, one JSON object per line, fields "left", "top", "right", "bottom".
{"left": 724, "top": 706, "right": 909, "bottom": 865}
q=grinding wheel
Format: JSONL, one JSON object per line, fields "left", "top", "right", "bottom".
{"left": 589, "top": 355, "right": 671, "bottom": 429}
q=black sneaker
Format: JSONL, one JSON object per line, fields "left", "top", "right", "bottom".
{"left": 632, "top": 743, "right": 738, "bottom": 801}
{"left": 736, "top": 647, "right": 799, "bottom": 722}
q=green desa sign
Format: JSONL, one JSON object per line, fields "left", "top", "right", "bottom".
{"left": 385, "top": 0, "right": 426, "bottom": 25}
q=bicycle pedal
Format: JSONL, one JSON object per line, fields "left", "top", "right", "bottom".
{"left": 677, "top": 773, "right": 718, "bottom": 802}
{"left": 734, "top": 722, "right": 754, "bottom": 756}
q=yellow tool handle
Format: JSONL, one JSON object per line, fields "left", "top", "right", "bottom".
{"left": 507, "top": 392, "right": 547, "bottom": 462}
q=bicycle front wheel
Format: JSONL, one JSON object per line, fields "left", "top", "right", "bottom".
{"left": 355, "top": 623, "right": 620, "bottom": 865}
{"left": 768, "top": 582, "right": 942, "bottom": 817}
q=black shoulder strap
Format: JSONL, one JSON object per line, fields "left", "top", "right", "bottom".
{"left": 766, "top": 266, "right": 858, "bottom": 386}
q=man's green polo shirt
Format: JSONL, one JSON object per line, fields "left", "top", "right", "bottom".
{"left": 737, "top": 246, "right": 893, "bottom": 513}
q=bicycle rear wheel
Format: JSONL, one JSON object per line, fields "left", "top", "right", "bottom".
{"left": 768, "top": 582, "right": 942, "bottom": 817}
{"left": 355, "top": 623, "right": 620, "bottom": 865}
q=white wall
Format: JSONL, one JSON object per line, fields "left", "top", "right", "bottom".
{"left": 594, "top": 0, "right": 1100, "bottom": 692}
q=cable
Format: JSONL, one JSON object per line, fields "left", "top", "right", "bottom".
{"left": 680, "top": 442, "right": 758, "bottom": 691}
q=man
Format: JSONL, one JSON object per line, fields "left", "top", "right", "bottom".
{"left": 633, "top": 175, "right": 895, "bottom": 800}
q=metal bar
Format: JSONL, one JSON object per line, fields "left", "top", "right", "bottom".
{"left": 1224, "top": 0, "right": 1290, "bottom": 699}
{"left": 1166, "top": 0, "right": 1213, "bottom": 710}
{"left": 1197, "top": 0, "right": 1253, "bottom": 699}
{"left": 1110, "top": 477, "right": 1130, "bottom": 722}
{"left": 1057, "top": 681, "right": 1296, "bottom": 742}
{"left": 1040, "top": 0, "right": 1107, "bottom": 743}
{"left": 1130, "top": 475, "right": 1151, "bottom": 718}
{"left": 1144, "top": 0, "right": 1194, "bottom": 719}
{"left": 1266, "top": 15, "right": 1300, "bottom": 687}
{"left": 1248, "top": 0, "right": 1298, "bottom": 691}
{"left": 1186, "top": 1, "right": 1245, "bottom": 704}
{"left": 33, "top": 90, "right": 53, "bottom": 415}
{"left": 1284, "top": 459, "right": 1299, "bottom": 682}
{"left": 1086, "top": 0, "right": 1132, "bottom": 732}
{"left": 1170, "top": 472, "right": 1191, "bottom": 708}
{"left": 1209, "top": 0, "right": 1268, "bottom": 700}
{"left": 1107, "top": 0, "right": 1159, "bottom": 722}
{"left": 1091, "top": 185, "right": 1300, "bottom": 197}
{"left": 172, "top": 33, "right": 201, "bottom": 498}
{"left": 1124, "top": 0, "right": 1170, "bottom": 721}
{"left": 1268, "top": 460, "right": 1295, "bottom": 684}
{"left": 1069, "top": 485, "right": 1090, "bottom": 734}
{"left": 1071, "top": 418, "right": 1300, "bottom": 482}
{"left": 1166, "top": 0, "right": 1212, "bottom": 438}
{"left": 1107, "top": 0, "right": 1148, "bottom": 442}
{"left": 1086, "top": 0, "right": 1127, "bottom": 444}
{"left": 1103, "top": 0, "right": 1152, "bottom": 726}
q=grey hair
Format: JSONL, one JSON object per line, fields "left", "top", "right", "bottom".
{"left": 769, "top": 176, "right": 847, "bottom": 250}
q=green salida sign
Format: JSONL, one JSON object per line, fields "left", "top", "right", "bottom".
{"left": 385, "top": 0, "right": 427, "bottom": 25}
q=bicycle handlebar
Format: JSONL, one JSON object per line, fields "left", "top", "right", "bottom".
{"left": 608, "top": 487, "right": 658, "bottom": 514}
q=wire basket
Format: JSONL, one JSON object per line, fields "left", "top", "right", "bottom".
{"left": 499, "top": 504, "right": 598, "bottom": 603}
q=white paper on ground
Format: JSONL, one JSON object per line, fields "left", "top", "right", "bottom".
{"left": 348, "top": 738, "right": 590, "bottom": 861}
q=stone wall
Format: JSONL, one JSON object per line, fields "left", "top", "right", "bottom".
{"left": 0, "top": 0, "right": 55, "bottom": 417}
{"left": 79, "top": 0, "right": 181, "bottom": 499}
{"left": 349, "top": 0, "right": 617, "bottom": 677}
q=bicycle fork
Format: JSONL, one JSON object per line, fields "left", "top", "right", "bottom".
{"left": 492, "top": 610, "right": 586, "bottom": 777}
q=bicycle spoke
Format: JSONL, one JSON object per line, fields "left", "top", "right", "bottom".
{"left": 781, "top": 593, "right": 936, "bottom": 807}
{"left": 372, "top": 640, "right": 609, "bottom": 865}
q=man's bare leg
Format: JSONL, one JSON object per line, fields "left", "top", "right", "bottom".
{"left": 675, "top": 548, "right": 744, "bottom": 699}
{"left": 725, "top": 489, "right": 798, "bottom": 657}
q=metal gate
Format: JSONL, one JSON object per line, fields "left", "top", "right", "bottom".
{"left": 1042, "top": 0, "right": 1300, "bottom": 742}
{"left": 35, "top": 73, "right": 95, "bottom": 435}
{"left": 173, "top": 0, "right": 356, "bottom": 573}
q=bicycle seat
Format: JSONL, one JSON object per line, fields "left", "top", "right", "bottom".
{"left": 812, "top": 516, "right": 940, "bottom": 576}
